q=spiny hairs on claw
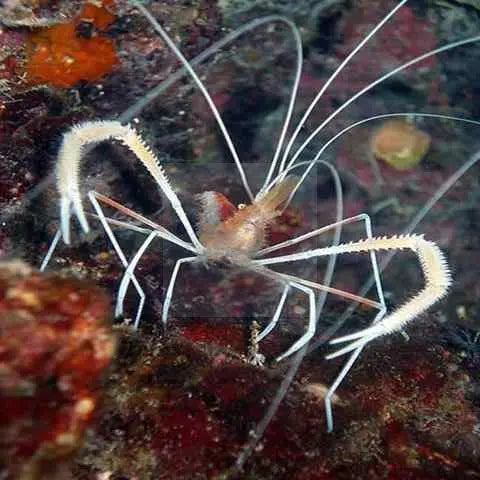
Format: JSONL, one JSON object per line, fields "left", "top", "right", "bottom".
{"left": 57, "top": 121, "right": 130, "bottom": 244}
{"left": 56, "top": 120, "right": 187, "bottom": 246}
{"left": 326, "top": 234, "right": 452, "bottom": 359}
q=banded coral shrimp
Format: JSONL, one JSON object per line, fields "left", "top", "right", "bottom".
{"left": 16, "top": 0, "right": 477, "bottom": 473}
{"left": 37, "top": 0, "right": 480, "bottom": 424}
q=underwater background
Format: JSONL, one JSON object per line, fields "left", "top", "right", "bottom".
{"left": 0, "top": 0, "right": 479, "bottom": 478}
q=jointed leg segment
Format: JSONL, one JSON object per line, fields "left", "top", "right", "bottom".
{"left": 257, "top": 283, "right": 290, "bottom": 341}
{"left": 256, "top": 212, "right": 387, "bottom": 314}
{"left": 161, "top": 256, "right": 199, "bottom": 326}
{"left": 89, "top": 191, "right": 148, "bottom": 328}
{"left": 255, "top": 234, "right": 451, "bottom": 355}
{"left": 275, "top": 279, "right": 316, "bottom": 362}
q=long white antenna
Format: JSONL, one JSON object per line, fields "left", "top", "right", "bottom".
{"left": 269, "top": 112, "right": 480, "bottom": 208}
{"left": 285, "top": 35, "right": 480, "bottom": 172}
{"left": 119, "top": 16, "right": 301, "bottom": 125}
{"left": 131, "top": 0, "right": 254, "bottom": 201}
{"left": 258, "top": 18, "right": 303, "bottom": 196}
{"left": 278, "top": 0, "right": 408, "bottom": 174}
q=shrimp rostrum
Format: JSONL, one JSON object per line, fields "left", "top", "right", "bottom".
{"left": 41, "top": 0, "right": 465, "bottom": 432}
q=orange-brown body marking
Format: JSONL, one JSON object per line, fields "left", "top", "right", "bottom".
{"left": 198, "top": 176, "right": 298, "bottom": 262}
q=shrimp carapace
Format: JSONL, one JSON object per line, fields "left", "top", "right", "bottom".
{"left": 196, "top": 191, "right": 238, "bottom": 232}
{"left": 198, "top": 176, "right": 298, "bottom": 260}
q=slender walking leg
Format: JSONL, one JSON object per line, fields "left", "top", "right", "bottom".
{"left": 161, "top": 256, "right": 199, "bottom": 326}
{"left": 40, "top": 228, "right": 63, "bottom": 272}
{"left": 257, "top": 283, "right": 290, "bottom": 341}
{"left": 274, "top": 279, "right": 316, "bottom": 361}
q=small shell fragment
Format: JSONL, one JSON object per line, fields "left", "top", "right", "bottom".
{"left": 303, "top": 382, "right": 345, "bottom": 406}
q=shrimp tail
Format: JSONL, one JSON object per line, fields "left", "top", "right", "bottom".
{"left": 257, "top": 175, "right": 298, "bottom": 214}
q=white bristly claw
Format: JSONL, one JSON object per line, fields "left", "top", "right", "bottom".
{"left": 56, "top": 121, "right": 129, "bottom": 243}
{"left": 59, "top": 196, "right": 73, "bottom": 245}
{"left": 325, "top": 236, "right": 451, "bottom": 360}
{"left": 55, "top": 120, "right": 202, "bottom": 249}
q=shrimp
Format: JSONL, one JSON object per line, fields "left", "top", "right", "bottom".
{"left": 39, "top": 0, "right": 480, "bottom": 435}
{"left": 198, "top": 175, "right": 298, "bottom": 260}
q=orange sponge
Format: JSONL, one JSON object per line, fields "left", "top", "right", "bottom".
{"left": 26, "top": 0, "right": 116, "bottom": 87}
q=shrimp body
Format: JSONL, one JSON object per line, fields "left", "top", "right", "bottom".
{"left": 198, "top": 176, "right": 298, "bottom": 262}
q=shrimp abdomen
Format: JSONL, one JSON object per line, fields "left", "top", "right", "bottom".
{"left": 256, "top": 176, "right": 298, "bottom": 216}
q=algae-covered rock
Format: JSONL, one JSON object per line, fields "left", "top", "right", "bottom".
{"left": 0, "top": 261, "right": 115, "bottom": 480}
